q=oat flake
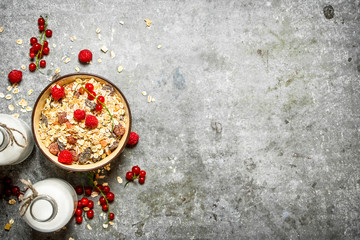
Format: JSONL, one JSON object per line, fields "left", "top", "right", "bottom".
{"left": 117, "top": 176, "right": 123, "bottom": 184}
{"left": 12, "top": 88, "right": 19, "bottom": 94}
{"left": 26, "top": 106, "right": 32, "bottom": 111}
{"left": 12, "top": 113, "right": 19, "bottom": 118}
{"left": 96, "top": 28, "right": 101, "bottom": 34}
{"left": 144, "top": 18, "right": 152, "bottom": 27}
{"left": 141, "top": 91, "right": 147, "bottom": 96}
{"left": 55, "top": 68, "right": 61, "bottom": 74}
{"left": 9, "top": 219, "right": 14, "bottom": 225}
{"left": 103, "top": 224, "right": 108, "bottom": 229}
{"left": 117, "top": 65, "right": 124, "bottom": 73}
{"left": 7, "top": 86, "right": 12, "bottom": 91}
{"left": 21, "top": 65, "right": 26, "bottom": 70}
{"left": 0, "top": 93, "right": 4, "bottom": 98}
{"left": 0, "top": 27, "right": 4, "bottom": 32}
{"left": 98, "top": 58, "right": 102, "bottom": 63}
{"left": 101, "top": 46, "right": 108, "bottom": 53}
{"left": 110, "top": 50, "right": 115, "bottom": 58}
{"left": 87, "top": 224, "right": 92, "bottom": 230}
{"left": 8, "top": 105, "right": 14, "bottom": 111}
{"left": 119, "top": 21, "right": 124, "bottom": 25}
{"left": 157, "top": 44, "right": 162, "bottom": 49}
{"left": 16, "top": 39, "right": 23, "bottom": 45}
{"left": 75, "top": 66, "right": 80, "bottom": 72}
{"left": 5, "top": 94, "right": 12, "bottom": 100}
{"left": 28, "top": 89, "right": 34, "bottom": 95}
{"left": 8, "top": 199, "right": 16, "bottom": 205}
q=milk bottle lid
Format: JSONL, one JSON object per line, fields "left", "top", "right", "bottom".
{"left": 30, "top": 196, "right": 57, "bottom": 222}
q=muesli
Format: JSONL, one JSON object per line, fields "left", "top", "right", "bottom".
{"left": 38, "top": 78, "right": 127, "bottom": 165}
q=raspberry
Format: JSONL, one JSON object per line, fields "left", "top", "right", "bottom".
{"left": 85, "top": 115, "right": 98, "bottom": 128}
{"left": 74, "top": 109, "right": 86, "bottom": 121}
{"left": 8, "top": 70, "right": 22, "bottom": 84}
{"left": 78, "top": 49, "right": 92, "bottom": 63}
{"left": 127, "top": 131, "right": 139, "bottom": 146}
{"left": 58, "top": 150, "right": 73, "bottom": 165}
{"left": 51, "top": 84, "right": 65, "bottom": 100}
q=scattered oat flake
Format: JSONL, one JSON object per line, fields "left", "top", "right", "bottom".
{"left": 96, "top": 28, "right": 101, "bottom": 34}
{"left": 119, "top": 21, "right": 124, "bottom": 25}
{"left": 8, "top": 105, "right": 14, "bottom": 111}
{"left": 109, "top": 221, "right": 114, "bottom": 226}
{"left": 99, "top": 175, "right": 106, "bottom": 179}
{"left": 52, "top": 43, "right": 56, "bottom": 48}
{"left": 87, "top": 224, "right": 92, "bottom": 230}
{"left": 75, "top": 66, "right": 80, "bottom": 72}
{"left": 12, "top": 113, "right": 19, "bottom": 118}
{"left": 101, "top": 46, "right": 108, "bottom": 53}
{"left": 117, "top": 176, "right": 123, "bottom": 184}
{"left": 141, "top": 91, "right": 147, "bottom": 96}
{"left": 103, "top": 223, "right": 108, "bottom": 229}
{"left": 110, "top": 50, "right": 115, "bottom": 58}
{"left": 16, "top": 39, "right": 23, "bottom": 45}
{"left": 148, "top": 95, "right": 152, "bottom": 103}
{"left": 12, "top": 83, "right": 18, "bottom": 88}
{"left": 20, "top": 108, "right": 27, "bottom": 113}
{"left": 28, "top": 89, "right": 33, "bottom": 95}
{"left": 26, "top": 106, "right": 32, "bottom": 111}
{"left": 70, "top": 36, "right": 77, "bottom": 41}
{"left": 0, "top": 27, "right": 4, "bottom": 33}
{"left": 5, "top": 94, "right": 12, "bottom": 100}
{"left": 117, "top": 65, "right": 124, "bottom": 73}
{"left": 157, "top": 44, "right": 162, "bottom": 49}
{"left": 4, "top": 223, "right": 11, "bottom": 231}
{"left": 19, "top": 99, "right": 28, "bottom": 107}
{"left": 144, "top": 18, "right": 152, "bottom": 27}
{"left": 55, "top": 68, "right": 61, "bottom": 74}
{"left": 91, "top": 191, "right": 99, "bottom": 198}
{"left": 83, "top": 207, "right": 90, "bottom": 211}
{"left": 64, "top": 58, "right": 71, "bottom": 64}
{"left": 151, "top": 97, "right": 156, "bottom": 102}
{"left": 61, "top": 56, "right": 67, "bottom": 61}
{"left": 12, "top": 88, "right": 19, "bottom": 94}
{"left": 7, "top": 86, "right": 12, "bottom": 91}
{"left": 0, "top": 93, "right": 4, "bottom": 98}
{"left": 98, "top": 58, "right": 102, "bottom": 63}
{"left": 21, "top": 65, "right": 26, "bottom": 70}
{"left": 98, "top": 34, "right": 102, "bottom": 40}
{"left": 8, "top": 199, "right": 16, "bottom": 205}
{"left": 102, "top": 182, "right": 108, "bottom": 186}
{"left": 69, "top": 238, "right": 75, "bottom": 240}
{"left": 9, "top": 219, "right": 14, "bottom": 225}
{"left": 100, "top": 212, "right": 104, "bottom": 216}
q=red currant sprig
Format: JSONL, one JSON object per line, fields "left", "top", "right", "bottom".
{"left": 124, "top": 166, "right": 147, "bottom": 187}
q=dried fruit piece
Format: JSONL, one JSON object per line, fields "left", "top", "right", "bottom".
{"left": 48, "top": 142, "right": 60, "bottom": 155}
{"left": 144, "top": 18, "right": 152, "bottom": 27}
{"left": 57, "top": 112, "right": 68, "bottom": 124}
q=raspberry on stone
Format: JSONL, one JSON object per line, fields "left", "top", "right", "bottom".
{"left": 58, "top": 150, "right": 73, "bottom": 165}
{"left": 78, "top": 49, "right": 93, "bottom": 63}
{"left": 127, "top": 131, "right": 139, "bottom": 146}
{"left": 85, "top": 115, "right": 98, "bottom": 128}
{"left": 8, "top": 70, "right": 22, "bottom": 84}
{"left": 51, "top": 84, "right": 65, "bottom": 100}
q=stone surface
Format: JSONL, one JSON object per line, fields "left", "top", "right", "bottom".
{"left": 0, "top": 0, "right": 360, "bottom": 239}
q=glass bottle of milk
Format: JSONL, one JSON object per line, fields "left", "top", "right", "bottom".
{"left": 20, "top": 178, "right": 77, "bottom": 232}
{"left": 0, "top": 114, "right": 34, "bottom": 165}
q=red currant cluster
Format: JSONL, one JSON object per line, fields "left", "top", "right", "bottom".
{"left": 73, "top": 185, "right": 115, "bottom": 224}
{"left": 28, "top": 16, "right": 52, "bottom": 72}
{"left": 79, "top": 83, "right": 106, "bottom": 111}
{"left": 125, "top": 166, "right": 147, "bottom": 186}
{"left": 1, "top": 177, "right": 24, "bottom": 201}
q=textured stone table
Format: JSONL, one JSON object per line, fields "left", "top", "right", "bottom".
{"left": 0, "top": 0, "right": 359, "bottom": 239}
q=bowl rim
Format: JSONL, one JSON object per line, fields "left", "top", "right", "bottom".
{"left": 32, "top": 72, "right": 132, "bottom": 172}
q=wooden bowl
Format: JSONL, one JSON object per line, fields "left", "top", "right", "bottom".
{"left": 32, "top": 73, "right": 132, "bottom": 172}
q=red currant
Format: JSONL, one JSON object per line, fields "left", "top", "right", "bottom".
{"left": 4, "top": 188, "right": 12, "bottom": 196}
{"left": 102, "top": 204, "right": 108, "bottom": 212}
{"left": 45, "top": 29, "right": 52, "bottom": 37}
{"left": 132, "top": 166, "right": 141, "bottom": 176}
{"left": 87, "top": 209, "right": 94, "bottom": 219}
{"left": 30, "top": 47, "right": 36, "bottom": 53}
{"left": 29, "top": 63, "right": 36, "bottom": 72}
{"left": 75, "top": 208, "right": 82, "bottom": 216}
{"left": 30, "top": 37, "right": 37, "bottom": 45}
{"left": 97, "top": 96, "right": 105, "bottom": 103}
{"left": 3, "top": 177, "right": 12, "bottom": 185}
{"left": 139, "top": 170, "right": 146, "bottom": 177}
{"left": 38, "top": 17, "right": 45, "bottom": 25}
{"left": 126, "top": 171, "right": 134, "bottom": 181}
{"left": 77, "top": 200, "right": 83, "bottom": 208}
{"left": 106, "top": 192, "right": 115, "bottom": 202}
{"left": 29, "top": 52, "right": 35, "bottom": 58}
{"left": 84, "top": 187, "right": 92, "bottom": 196}
{"left": 139, "top": 176, "right": 146, "bottom": 184}
{"left": 75, "top": 216, "right": 83, "bottom": 224}
{"left": 108, "top": 213, "right": 115, "bottom": 220}
{"left": 11, "top": 186, "right": 20, "bottom": 196}
{"left": 80, "top": 197, "right": 89, "bottom": 207}
{"left": 94, "top": 184, "right": 103, "bottom": 192}
{"left": 39, "top": 24, "right": 45, "bottom": 32}
{"left": 85, "top": 83, "right": 94, "bottom": 92}
{"left": 87, "top": 200, "right": 94, "bottom": 209}
{"left": 43, "top": 47, "right": 50, "bottom": 55}
{"left": 33, "top": 43, "right": 41, "bottom": 52}
{"left": 39, "top": 60, "right": 46, "bottom": 68}
{"left": 43, "top": 41, "right": 48, "bottom": 47}
{"left": 102, "top": 186, "right": 110, "bottom": 194}
{"left": 95, "top": 104, "right": 103, "bottom": 111}
{"left": 99, "top": 196, "right": 107, "bottom": 205}
{"left": 87, "top": 91, "right": 96, "bottom": 100}
{"left": 75, "top": 186, "right": 83, "bottom": 195}
{"left": 79, "top": 87, "right": 85, "bottom": 95}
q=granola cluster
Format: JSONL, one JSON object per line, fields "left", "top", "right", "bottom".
{"left": 38, "top": 78, "right": 127, "bottom": 165}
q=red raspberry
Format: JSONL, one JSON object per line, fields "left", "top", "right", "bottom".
{"left": 51, "top": 84, "right": 65, "bottom": 100}
{"left": 8, "top": 70, "right": 22, "bottom": 84}
{"left": 58, "top": 150, "right": 73, "bottom": 165}
{"left": 127, "top": 131, "right": 139, "bottom": 146}
{"left": 78, "top": 49, "right": 92, "bottom": 63}
{"left": 74, "top": 109, "right": 86, "bottom": 121}
{"left": 85, "top": 115, "right": 98, "bottom": 128}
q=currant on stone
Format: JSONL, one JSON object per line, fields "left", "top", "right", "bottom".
{"left": 132, "top": 166, "right": 141, "bottom": 175}
{"left": 99, "top": 196, "right": 107, "bottom": 205}
{"left": 75, "top": 216, "right": 83, "bottom": 224}
{"left": 126, "top": 171, "right": 134, "bottom": 181}
{"left": 45, "top": 29, "right": 52, "bottom": 37}
{"left": 102, "top": 186, "right": 110, "bottom": 194}
{"left": 75, "top": 186, "right": 83, "bottom": 195}
{"left": 139, "top": 176, "right": 146, "bottom": 184}
{"left": 87, "top": 200, "right": 94, "bottom": 209}
{"left": 75, "top": 208, "right": 82, "bottom": 216}
{"left": 102, "top": 204, "right": 108, "bottom": 212}
{"left": 106, "top": 192, "right": 115, "bottom": 202}
{"left": 80, "top": 197, "right": 89, "bottom": 207}
{"left": 29, "top": 63, "right": 36, "bottom": 72}
{"left": 139, "top": 170, "right": 146, "bottom": 177}
{"left": 87, "top": 209, "right": 94, "bottom": 219}
{"left": 39, "top": 60, "right": 46, "bottom": 68}
{"left": 108, "top": 213, "right": 115, "bottom": 220}
{"left": 30, "top": 37, "right": 37, "bottom": 45}
{"left": 84, "top": 187, "right": 92, "bottom": 196}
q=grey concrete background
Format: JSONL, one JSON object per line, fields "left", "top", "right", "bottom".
{"left": 0, "top": 0, "right": 359, "bottom": 239}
